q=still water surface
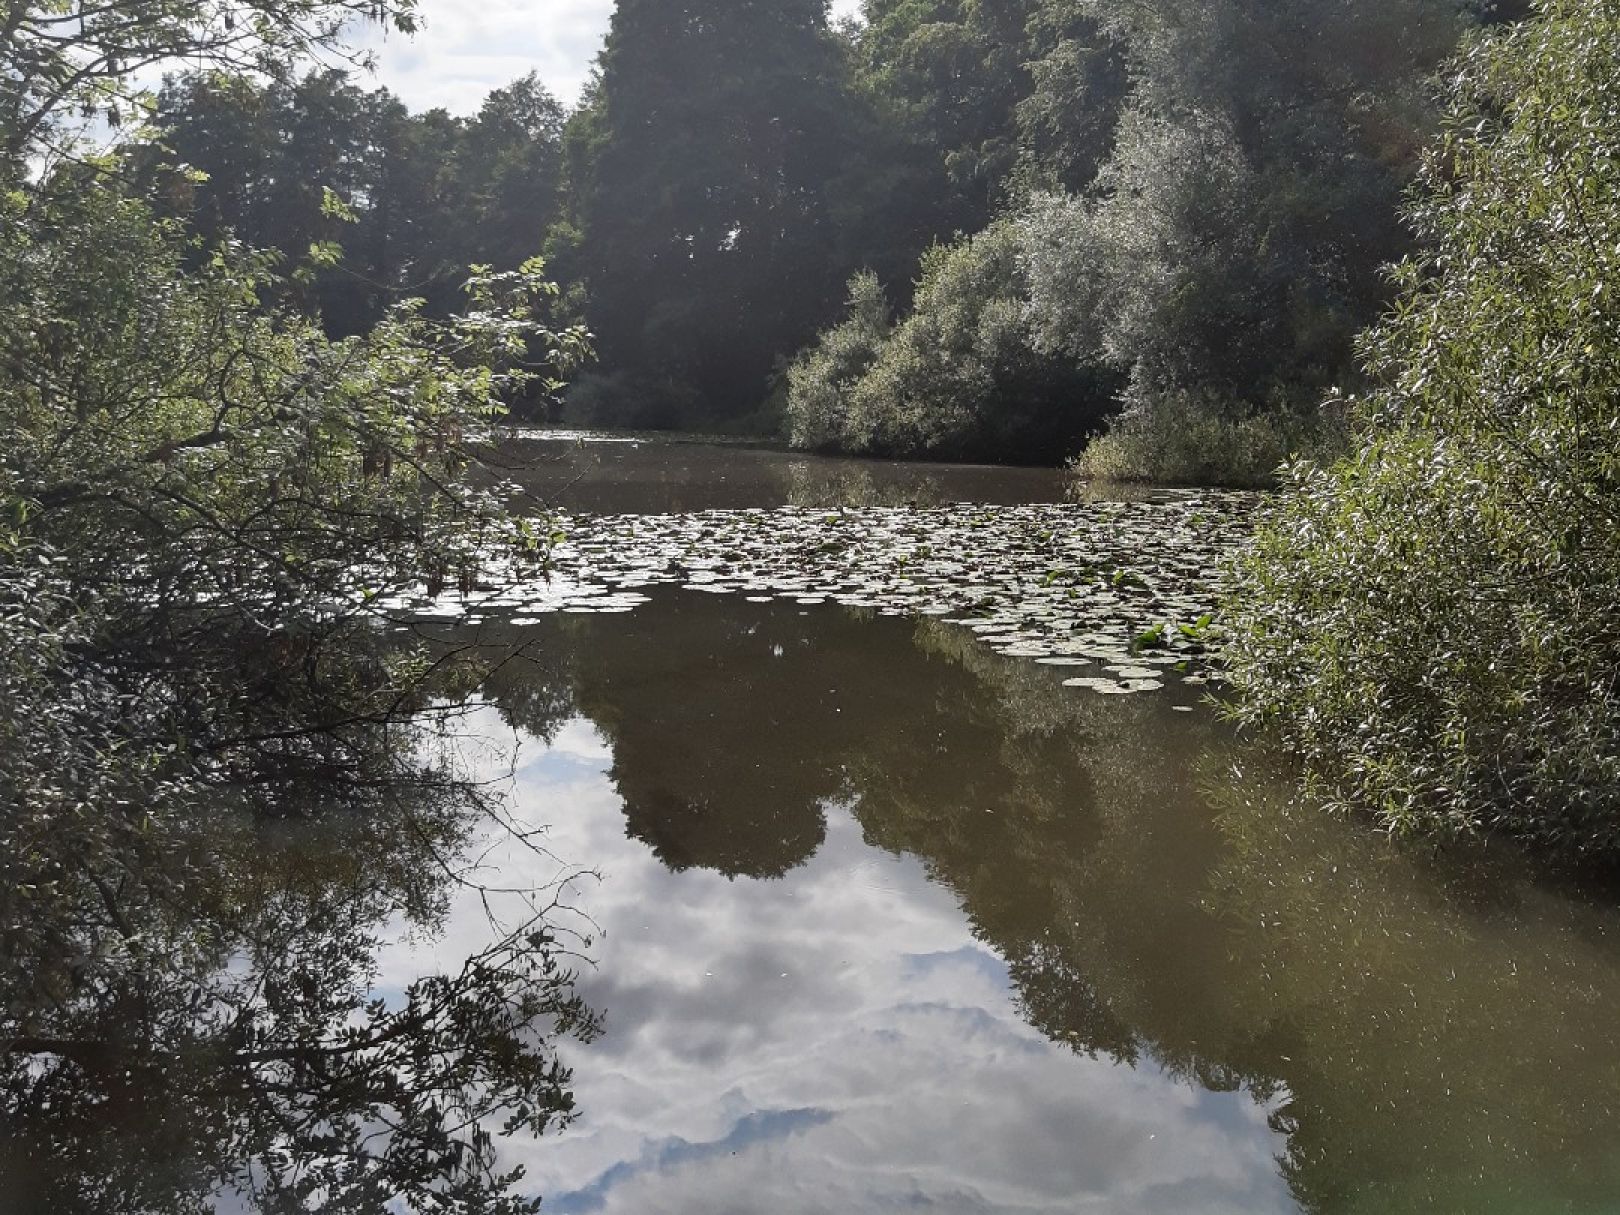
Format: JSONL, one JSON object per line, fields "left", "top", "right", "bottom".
{"left": 379, "top": 435, "right": 1620, "bottom": 1214}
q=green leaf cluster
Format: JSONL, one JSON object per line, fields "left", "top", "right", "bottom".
{"left": 1222, "top": 0, "right": 1620, "bottom": 854}
{"left": 1, "top": 6, "right": 594, "bottom": 1202}
{"left": 785, "top": 219, "right": 1118, "bottom": 461}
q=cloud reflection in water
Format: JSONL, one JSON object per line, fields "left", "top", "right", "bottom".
{"left": 463, "top": 720, "right": 1295, "bottom": 1215}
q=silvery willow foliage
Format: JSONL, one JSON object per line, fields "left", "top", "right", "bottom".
{"left": 1020, "top": 107, "right": 1266, "bottom": 399}
{"left": 1223, "top": 0, "right": 1620, "bottom": 854}
{"left": 790, "top": 0, "right": 1464, "bottom": 479}
{"left": 784, "top": 220, "right": 1115, "bottom": 462}
{"left": 1016, "top": 0, "right": 1463, "bottom": 484}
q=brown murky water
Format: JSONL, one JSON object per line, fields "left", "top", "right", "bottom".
{"left": 486, "top": 427, "right": 1081, "bottom": 512}
{"left": 401, "top": 435, "right": 1620, "bottom": 1214}
{"left": 15, "top": 434, "right": 1620, "bottom": 1213}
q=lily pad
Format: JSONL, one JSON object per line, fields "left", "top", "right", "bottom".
{"left": 405, "top": 493, "right": 1256, "bottom": 697}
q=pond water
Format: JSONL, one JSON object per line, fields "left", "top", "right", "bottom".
{"left": 389, "top": 435, "right": 1620, "bottom": 1214}
{"left": 15, "top": 434, "right": 1620, "bottom": 1214}
{"left": 484, "top": 428, "right": 1081, "bottom": 513}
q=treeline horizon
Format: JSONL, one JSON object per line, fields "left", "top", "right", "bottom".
{"left": 132, "top": 0, "right": 1526, "bottom": 476}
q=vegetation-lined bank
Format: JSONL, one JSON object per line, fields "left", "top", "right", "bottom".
{"left": 788, "top": 0, "right": 1466, "bottom": 477}
{"left": 1, "top": 2, "right": 598, "bottom": 1208}
{"left": 1222, "top": 0, "right": 1620, "bottom": 854}
{"left": 5, "top": 0, "right": 1620, "bottom": 1206}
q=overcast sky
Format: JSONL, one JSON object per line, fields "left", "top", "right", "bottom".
{"left": 355, "top": 0, "right": 865, "bottom": 115}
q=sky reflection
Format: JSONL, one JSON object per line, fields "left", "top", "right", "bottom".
{"left": 363, "top": 573, "right": 1620, "bottom": 1215}
{"left": 381, "top": 709, "right": 1295, "bottom": 1214}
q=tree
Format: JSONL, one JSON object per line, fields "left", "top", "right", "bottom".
{"left": 786, "top": 220, "right": 1117, "bottom": 460}
{"left": 1017, "top": 0, "right": 1465, "bottom": 484}
{"left": 458, "top": 74, "right": 568, "bottom": 279}
{"left": 854, "top": 0, "right": 1125, "bottom": 215}
{"left": 0, "top": 0, "right": 419, "bottom": 172}
{"left": 1006, "top": 0, "right": 1127, "bottom": 195}
{"left": 0, "top": 669, "right": 598, "bottom": 1213}
{"left": 1222, "top": 0, "right": 1620, "bottom": 853}
{"left": 562, "top": 0, "right": 863, "bottom": 427}
{"left": 0, "top": 155, "right": 595, "bottom": 1205}
{"left": 784, "top": 270, "right": 894, "bottom": 452}
{"left": 142, "top": 69, "right": 571, "bottom": 345}
{"left": 828, "top": 0, "right": 1126, "bottom": 320}
{"left": 855, "top": 0, "right": 1033, "bottom": 230}
{"left": 2, "top": 2, "right": 596, "bottom": 1206}
{"left": 788, "top": 0, "right": 1462, "bottom": 471}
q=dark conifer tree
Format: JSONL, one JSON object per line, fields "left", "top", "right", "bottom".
{"left": 564, "top": 0, "right": 863, "bottom": 426}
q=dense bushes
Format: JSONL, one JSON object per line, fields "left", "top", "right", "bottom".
{"left": 782, "top": 270, "right": 893, "bottom": 451}
{"left": 1222, "top": 0, "right": 1620, "bottom": 855}
{"left": 1019, "top": 106, "right": 1346, "bottom": 486}
{"left": 1072, "top": 391, "right": 1347, "bottom": 489}
{"left": 1013, "top": 0, "right": 1462, "bottom": 482}
{"left": 1, "top": 0, "right": 604, "bottom": 1197}
{"left": 785, "top": 221, "right": 1117, "bottom": 462}
{"left": 115, "top": 0, "right": 1481, "bottom": 468}
{"left": 786, "top": 0, "right": 1462, "bottom": 473}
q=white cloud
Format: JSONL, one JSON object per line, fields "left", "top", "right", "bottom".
{"left": 357, "top": 0, "right": 865, "bottom": 113}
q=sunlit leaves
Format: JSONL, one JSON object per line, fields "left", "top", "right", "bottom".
{"left": 1, "top": 89, "right": 592, "bottom": 1215}
{"left": 1222, "top": 0, "right": 1620, "bottom": 854}
{"left": 785, "top": 220, "right": 1116, "bottom": 461}
{"left": 0, "top": 0, "right": 423, "bottom": 171}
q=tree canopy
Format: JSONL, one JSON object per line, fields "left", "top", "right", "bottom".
{"left": 0, "top": 0, "right": 419, "bottom": 168}
{"left": 558, "top": 0, "right": 864, "bottom": 428}
{"left": 135, "top": 69, "right": 571, "bottom": 350}
{"left": 784, "top": 0, "right": 1468, "bottom": 473}
{"left": 89, "top": 0, "right": 1501, "bottom": 469}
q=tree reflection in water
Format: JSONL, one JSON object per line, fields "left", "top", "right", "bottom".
{"left": 0, "top": 633, "right": 598, "bottom": 1215}
{"left": 31, "top": 585, "right": 1618, "bottom": 1212}
{"left": 468, "top": 593, "right": 1620, "bottom": 1214}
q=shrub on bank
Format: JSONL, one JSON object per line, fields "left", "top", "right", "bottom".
{"left": 1020, "top": 101, "right": 1375, "bottom": 489}
{"left": 783, "top": 270, "right": 892, "bottom": 452}
{"left": 1072, "top": 386, "right": 1347, "bottom": 488}
{"left": 1221, "top": 0, "right": 1620, "bottom": 855}
{"left": 785, "top": 223, "right": 1116, "bottom": 463}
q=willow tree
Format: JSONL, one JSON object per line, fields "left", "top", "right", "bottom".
{"left": 1223, "top": 0, "right": 1620, "bottom": 854}
{"left": 1018, "top": 0, "right": 1465, "bottom": 485}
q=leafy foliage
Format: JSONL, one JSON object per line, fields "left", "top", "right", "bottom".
{"left": 783, "top": 270, "right": 894, "bottom": 453}
{"left": 3, "top": 178, "right": 584, "bottom": 602}
{"left": 855, "top": 0, "right": 1125, "bottom": 222}
{"left": 786, "top": 220, "right": 1117, "bottom": 461}
{"left": 0, "top": 687, "right": 598, "bottom": 1213}
{"left": 785, "top": 0, "right": 1466, "bottom": 470}
{"left": 0, "top": 173, "right": 593, "bottom": 1211}
{"left": 2, "top": 2, "right": 598, "bottom": 1207}
{"left": 1222, "top": 0, "right": 1620, "bottom": 853}
{"left": 1071, "top": 389, "right": 1348, "bottom": 489}
{"left": 558, "top": 0, "right": 863, "bottom": 428}
{"left": 0, "top": 0, "right": 419, "bottom": 169}
{"left": 136, "top": 69, "right": 571, "bottom": 358}
{"left": 72, "top": 0, "right": 1486, "bottom": 470}
{"left": 1018, "top": 0, "right": 1464, "bottom": 482}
